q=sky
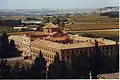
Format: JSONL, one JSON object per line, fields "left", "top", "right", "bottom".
{"left": 0, "top": 0, "right": 119, "bottom": 9}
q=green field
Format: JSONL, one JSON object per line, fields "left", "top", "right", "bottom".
{"left": 65, "top": 15, "right": 119, "bottom": 41}
{"left": 70, "top": 30, "right": 119, "bottom": 36}
{"left": 69, "top": 30, "right": 119, "bottom": 41}
{"left": 66, "top": 15, "right": 119, "bottom": 31}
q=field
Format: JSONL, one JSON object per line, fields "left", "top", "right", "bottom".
{"left": 65, "top": 15, "right": 119, "bottom": 31}
{"left": 70, "top": 30, "right": 119, "bottom": 36}
{"left": 69, "top": 30, "right": 119, "bottom": 41}
{"left": 0, "top": 26, "right": 14, "bottom": 35}
{"left": 65, "top": 15, "right": 119, "bottom": 41}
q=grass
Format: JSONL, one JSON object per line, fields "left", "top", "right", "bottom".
{"left": 69, "top": 30, "right": 119, "bottom": 41}
{"left": 70, "top": 30, "right": 119, "bottom": 37}
{"left": 89, "top": 31, "right": 119, "bottom": 36}
{"left": 66, "top": 24, "right": 118, "bottom": 31}
{"left": 71, "top": 15, "right": 119, "bottom": 20}
{"left": 0, "top": 26, "right": 10, "bottom": 32}
{"left": 0, "top": 26, "right": 15, "bottom": 36}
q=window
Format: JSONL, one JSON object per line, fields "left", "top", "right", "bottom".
{"left": 52, "top": 55, "right": 54, "bottom": 59}
{"left": 111, "top": 47, "right": 113, "bottom": 50}
{"left": 67, "top": 56, "right": 69, "bottom": 60}
{"left": 48, "top": 30, "right": 50, "bottom": 33}
{"left": 67, "top": 51, "right": 69, "bottom": 54}
{"left": 72, "top": 50, "right": 74, "bottom": 53}
{"left": 76, "top": 50, "right": 78, "bottom": 53}
{"left": 82, "top": 49, "right": 84, "bottom": 53}
{"left": 62, "top": 51, "right": 64, "bottom": 54}
{"left": 106, "top": 46, "right": 109, "bottom": 49}
{"left": 62, "top": 56, "right": 65, "bottom": 60}
{"left": 74, "top": 50, "right": 76, "bottom": 53}
{"left": 50, "top": 54, "right": 52, "bottom": 58}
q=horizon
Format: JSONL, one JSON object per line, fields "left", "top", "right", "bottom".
{"left": 0, "top": 0, "right": 118, "bottom": 10}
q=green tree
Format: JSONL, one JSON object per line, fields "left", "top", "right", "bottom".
{"left": 48, "top": 52, "right": 61, "bottom": 79}
{"left": 9, "top": 39, "right": 21, "bottom": 57}
{"left": 32, "top": 51, "right": 46, "bottom": 79}
{"left": 12, "top": 61, "right": 21, "bottom": 78}
{"left": 115, "top": 42, "right": 119, "bottom": 71}
{"left": 0, "top": 31, "right": 9, "bottom": 58}
{"left": 48, "top": 52, "right": 69, "bottom": 79}
{"left": 0, "top": 32, "right": 22, "bottom": 58}
{"left": 90, "top": 40, "right": 102, "bottom": 79}
{"left": 0, "top": 59, "right": 12, "bottom": 79}
{"left": 59, "top": 60, "right": 69, "bottom": 79}
{"left": 71, "top": 53, "right": 80, "bottom": 78}
{"left": 79, "top": 52, "right": 90, "bottom": 79}
{"left": 19, "top": 65, "right": 27, "bottom": 79}
{"left": 71, "top": 51, "right": 90, "bottom": 79}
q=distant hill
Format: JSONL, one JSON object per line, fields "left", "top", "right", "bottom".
{"left": 93, "top": 6, "right": 119, "bottom": 18}
{"left": 0, "top": 8, "right": 96, "bottom": 16}
{"left": 0, "top": 6, "right": 118, "bottom": 16}
{"left": 94, "top": 6, "right": 119, "bottom": 14}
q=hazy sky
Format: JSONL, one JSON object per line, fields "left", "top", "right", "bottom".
{"left": 0, "top": 0, "right": 119, "bottom": 9}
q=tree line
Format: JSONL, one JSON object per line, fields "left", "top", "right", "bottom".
{"left": 100, "top": 11, "right": 119, "bottom": 18}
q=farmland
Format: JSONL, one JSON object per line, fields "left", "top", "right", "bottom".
{"left": 69, "top": 30, "right": 119, "bottom": 41}
{"left": 65, "top": 15, "right": 119, "bottom": 31}
{"left": 66, "top": 15, "right": 119, "bottom": 41}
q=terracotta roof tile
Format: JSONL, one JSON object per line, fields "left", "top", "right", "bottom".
{"left": 31, "top": 37, "right": 116, "bottom": 50}
{"left": 44, "top": 23, "right": 59, "bottom": 28}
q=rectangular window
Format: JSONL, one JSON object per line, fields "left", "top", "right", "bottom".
{"left": 67, "top": 56, "right": 69, "bottom": 60}
{"left": 62, "top": 56, "right": 65, "bottom": 60}
{"left": 67, "top": 51, "right": 69, "bottom": 54}
{"left": 72, "top": 50, "right": 74, "bottom": 53}
{"left": 76, "top": 50, "right": 78, "bottom": 53}
{"left": 62, "top": 51, "right": 64, "bottom": 54}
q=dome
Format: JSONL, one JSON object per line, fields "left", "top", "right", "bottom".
{"left": 44, "top": 23, "right": 59, "bottom": 28}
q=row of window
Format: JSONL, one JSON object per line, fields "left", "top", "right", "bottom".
{"left": 21, "top": 38, "right": 30, "bottom": 43}
{"left": 62, "top": 56, "right": 70, "bottom": 61}
{"left": 36, "top": 46, "right": 58, "bottom": 53}
{"left": 42, "top": 52, "right": 54, "bottom": 60}
{"left": 46, "top": 58, "right": 53, "bottom": 64}
{"left": 62, "top": 46, "right": 115, "bottom": 55}
{"left": 62, "top": 48, "right": 93, "bottom": 55}
{"left": 100, "top": 46, "right": 114, "bottom": 51}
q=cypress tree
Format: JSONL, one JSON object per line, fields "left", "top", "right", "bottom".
{"left": 90, "top": 40, "right": 102, "bottom": 79}
{"left": 0, "top": 31, "right": 9, "bottom": 58}
{"left": 12, "top": 61, "right": 21, "bottom": 79}
{"left": 48, "top": 52, "right": 61, "bottom": 79}
{"left": 32, "top": 51, "right": 46, "bottom": 79}
{"left": 0, "top": 59, "right": 12, "bottom": 79}
{"left": 9, "top": 39, "right": 21, "bottom": 57}
{"left": 47, "top": 52, "right": 69, "bottom": 79}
